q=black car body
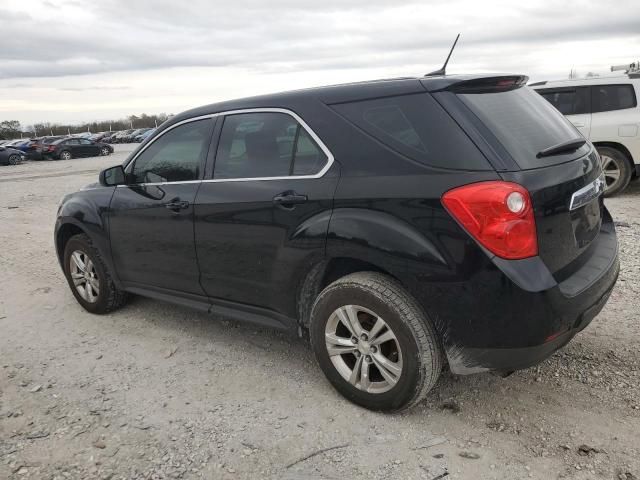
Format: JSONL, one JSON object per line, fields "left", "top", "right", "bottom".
{"left": 55, "top": 74, "right": 619, "bottom": 410}
{"left": 45, "top": 137, "right": 113, "bottom": 160}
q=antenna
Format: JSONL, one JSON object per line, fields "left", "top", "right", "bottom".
{"left": 425, "top": 34, "right": 460, "bottom": 77}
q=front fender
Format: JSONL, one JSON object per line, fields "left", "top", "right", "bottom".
{"left": 55, "top": 186, "right": 119, "bottom": 285}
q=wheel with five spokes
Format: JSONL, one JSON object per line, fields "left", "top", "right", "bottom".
{"left": 310, "top": 272, "right": 442, "bottom": 411}
{"left": 597, "top": 146, "right": 631, "bottom": 197}
{"left": 63, "top": 233, "right": 128, "bottom": 314}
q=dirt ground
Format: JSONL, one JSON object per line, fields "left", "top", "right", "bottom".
{"left": 1, "top": 146, "right": 639, "bottom": 480}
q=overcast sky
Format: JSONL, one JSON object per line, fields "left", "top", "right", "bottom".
{"left": 1, "top": 0, "right": 639, "bottom": 126}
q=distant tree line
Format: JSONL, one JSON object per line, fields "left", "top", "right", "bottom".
{"left": 0, "top": 113, "right": 172, "bottom": 139}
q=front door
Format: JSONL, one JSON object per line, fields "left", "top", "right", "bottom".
{"left": 194, "top": 111, "right": 338, "bottom": 318}
{"left": 109, "top": 118, "right": 215, "bottom": 296}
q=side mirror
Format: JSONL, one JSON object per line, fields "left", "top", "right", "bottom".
{"left": 99, "top": 165, "right": 126, "bottom": 186}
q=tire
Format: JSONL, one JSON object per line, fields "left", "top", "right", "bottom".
{"left": 59, "top": 150, "right": 72, "bottom": 160}
{"left": 100, "top": 147, "right": 110, "bottom": 156}
{"left": 309, "top": 272, "right": 442, "bottom": 412}
{"left": 597, "top": 146, "right": 632, "bottom": 197}
{"left": 63, "top": 233, "right": 128, "bottom": 314}
{"left": 8, "top": 154, "right": 20, "bottom": 165}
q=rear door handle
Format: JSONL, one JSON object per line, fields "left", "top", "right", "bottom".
{"left": 165, "top": 200, "right": 189, "bottom": 211}
{"left": 273, "top": 191, "right": 308, "bottom": 207}
{"left": 572, "top": 122, "right": 585, "bottom": 127}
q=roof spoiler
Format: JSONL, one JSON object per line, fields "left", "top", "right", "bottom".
{"left": 428, "top": 75, "right": 529, "bottom": 93}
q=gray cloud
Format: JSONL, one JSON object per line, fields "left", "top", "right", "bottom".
{"left": 1, "top": 0, "right": 639, "bottom": 80}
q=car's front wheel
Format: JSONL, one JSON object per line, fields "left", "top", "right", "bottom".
{"left": 310, "top": 272, "right": 442, "bottom": 411}
{"left": 8, "top": 154, "right": 20, "bottom": 165}
{"left": 100, "top": 147, "right": 110, "bottom": 156}
{"left": 63, "top": 233, "right": 127, "bottom": 314}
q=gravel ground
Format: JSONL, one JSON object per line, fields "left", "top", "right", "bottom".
{"left": 0, "top": 145, "right": 639, "bottom": 480}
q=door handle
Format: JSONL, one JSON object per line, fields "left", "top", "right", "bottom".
{"left": 572, "top": 122, "right": 585, "bottom": 128}
{"left": 165, "top": 200, "right": 189, "bottom": 211}
{"left": 273, "top": 191, "right": 308, "bottom": 208}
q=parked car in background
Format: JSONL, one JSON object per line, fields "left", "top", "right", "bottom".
{"left": 0, "top": 144, "right": 25, "bottom": 165}
{"left": 30, "top": 136, "right": 68, "bottom": 160}
{"left": 89, "top": 132, "right": 109, "bottom": 143}
{"left": 531, "top": 72, "right": 640, "bottom": 196}
{"left": 112, "top": 130, "right": 135, "bottom": 143}
{"left": 133, "top": 128, "right": 155, "bottom": 142}
{"left": 102, "top": 132, "right": 120, "bottom": 143}
{"left": 55, "top": 73, "right": 618, "bottom": 411}
{"left": 43, "top": 137, "right": 113, "bottom": 160}
{"left": 5, "top": 139, "right": 31, "bottom": 152}
{"left": 120, "top": 128, "right": 151, "bottom": 143}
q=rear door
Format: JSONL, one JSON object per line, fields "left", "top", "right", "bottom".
{"left": 194, "top": 109, "right": 338, "bottom": 319}
{"left": 437, "top": 80, "right": 607, "bottom": 278}
{"left": 109, "top": 118, "right": 214, "bottom": 295}
{"left": 536, "top": 86, "right": 592, "bottom": 138}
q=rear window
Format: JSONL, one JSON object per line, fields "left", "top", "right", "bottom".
{"left": 458, "top": 87, "right": 588, "bottom": 169}
{"left": 592, "top": 84, "right": 637, "bottom": 113}
{"left": 330, "top": 93, "right": 491, "bottom": 170}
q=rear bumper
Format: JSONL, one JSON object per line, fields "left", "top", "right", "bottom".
{"left": 451, "top": 273, "right": 616, "bottom": 373}
{"left": 422, "top": 214, "right": 619, "bottom": 375}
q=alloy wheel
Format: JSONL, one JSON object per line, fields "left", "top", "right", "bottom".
{"left": 61, "top": 151, "right": 71, "bottom": 160}
{"left": 69, "top": 250, "right": 100, "bottom": 303}
{"left": 325, "top": 305, "right": 403, "bottom": 394}
{"left": 8, "top": 154, "right": 20, "bottom": 165}
{"left": 600, "top": 154, "right": 622, "bottom": 193}
{"left": 101, "top": 147, "right": 109, "bottom": 156}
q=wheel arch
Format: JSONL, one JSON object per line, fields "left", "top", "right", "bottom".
{"left": 297, "top": 256, "right": 402, "bottom": 330}
{"left": 593, "top": 142, "right": 636, "bottom": 176}
{"left": 55, "top": 222, "right": 86, "bottom": 265}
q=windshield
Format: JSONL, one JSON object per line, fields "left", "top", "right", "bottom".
{"left": 457, "top": 86, "right": 590, "bottom": 169}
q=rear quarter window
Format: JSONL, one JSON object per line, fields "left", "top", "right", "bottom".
{"left": 330, "top": 93, "right": 491, "bottom": 171}
{"left": 592, "top": 84, "right": 637, "bottom": 113}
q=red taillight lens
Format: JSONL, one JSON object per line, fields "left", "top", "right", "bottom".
{"left": 442, "top": 181, "right": 538, "bottom": 260}
{"left": 47, "top": 145, "right": 56, "bottom": 151}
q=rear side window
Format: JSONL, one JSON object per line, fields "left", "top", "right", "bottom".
{"left": 214, "top": 112, "right": 328, "bottom": 179}
{"left": 592, "top": 84, "right": 637, "bottom": 113}
{"left": 538, "top": 87, "right": 590, "bottom": 115}
{"left": 458, "top": 87, "right": 587, "bottom": 169}
{"left": 330, "top": 93, "right": 490, "bottom": 170}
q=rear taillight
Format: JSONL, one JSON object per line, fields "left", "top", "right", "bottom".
{"left": 47, "top": 145, "right": 56, "bottom": 151}
{"left": 442, "top": 181, "right": 537, "bottom": 260}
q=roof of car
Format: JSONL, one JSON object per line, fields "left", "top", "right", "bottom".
{"left": 168, "top": 73, "right": 524, "bottom": 127}
{"left": 530, "top": 75, "right": 639, "bottom": 88}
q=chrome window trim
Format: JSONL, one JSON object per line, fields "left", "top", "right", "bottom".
{"left": 120, "top": 107, "right": 335, "bottom": 187}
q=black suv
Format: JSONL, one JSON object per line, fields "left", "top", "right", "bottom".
{"left": 55, "top": 74, "right": 619, "bottom": 411}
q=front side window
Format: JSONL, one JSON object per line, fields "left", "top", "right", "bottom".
{"left": 131, "top": 119, "right": 212, "bottom": 184}
{"left": 591, "top": 84, "right": 637, "bottom": 113}
{"left": 214, "top": 112, "right": 327, "bottom": 179}
{"left": 79, "top": 139, "right": 92, "bottom": 145}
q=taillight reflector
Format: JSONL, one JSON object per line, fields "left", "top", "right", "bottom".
{"left": 442, "top": 181, "right": 538, "bottom": 260}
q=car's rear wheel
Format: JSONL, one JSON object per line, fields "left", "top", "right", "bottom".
{"left": 310, "top": 272, "right": 442, "bottom": 412}
{"left": 8, "top": 154, "right": 20, "bottom": 165}
{"left": 59, "top": 150, "right": 72, "bottom": 160}
{"left": 100, "top": 147, "right": 110, "bottom": 156}
{"left": 63, "top": 233, "right": 128, "bottom": 314}
{"left": 597, "top": 146, "right": 631, "bottom": 197}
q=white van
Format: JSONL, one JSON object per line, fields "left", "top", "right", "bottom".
{"left": 531, "top": 72, "right": 640, "bottom": 196}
